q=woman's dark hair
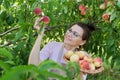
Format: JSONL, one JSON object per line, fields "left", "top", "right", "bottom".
{"left": 73, "top": 22, "right": 96, "bottom": 51}
{"left": 75, "top": 22, "right": 96, "bottom": 42}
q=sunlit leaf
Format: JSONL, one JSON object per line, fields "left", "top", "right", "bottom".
{"left": 0, "top": 0, "right": 3, "bottom": 6}
{"left": 0, "top": 65, "right": 37, "bottom": 80}
{"left": 0, "top": 48, "right": 13, "bottom": 60}
{"left": 110, "top": 12, "right": 117, "bottom": 22}
{"left": 0, "top": 60, "right": 10, "bottom": 72}
{"left": 14, "top": 30, "right": 25, "bottom": 42}
{"left": 6, "top": 15, "right": 14, "bottom": 25}
{"left": 117, "top": 1, "right": 120, "bottom": 8}
{"left": 3, "top": 0, "right": 10, "bottom": 9}
{"left": 0, "top": 11, "right": 7, "bottom": 21}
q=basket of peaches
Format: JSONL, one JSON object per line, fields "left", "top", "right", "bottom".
{"left": 63, "top": 51, "right": 104, "bottom": 74}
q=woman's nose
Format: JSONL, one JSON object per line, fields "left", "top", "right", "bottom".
{"left": 66, "top": 32, "right": 73, "bottom": 37}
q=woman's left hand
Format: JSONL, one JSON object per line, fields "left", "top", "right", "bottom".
{"left": 34, "top": 17, "right": 44, "bottom": 30}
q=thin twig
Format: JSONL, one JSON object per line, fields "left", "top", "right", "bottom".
{"left": 0, "top": 41, "right": 13, "bottom": 47}
{"left": 0, "top": 25, "right": 66, "bottom": 47}
{"left": 0, "top": 27, "right": 20, "bottom": 37}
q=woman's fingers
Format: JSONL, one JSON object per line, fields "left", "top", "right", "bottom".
{"left": 34, "top": 17, "right": 44, "bottom": 30}
{"left": 36, "top": 17, "right": 44, "bottom": 22}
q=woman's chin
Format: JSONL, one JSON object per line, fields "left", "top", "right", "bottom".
{"left": 64, "top": 40, "right": 72, "bottom": 45}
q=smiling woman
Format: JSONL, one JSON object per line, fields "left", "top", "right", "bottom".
{"left": 64, "top": 24, "right": 86, "bottom": 50}
{"left": 28, "top": 17, "right": 96, "bottom": 80}
{"left": 64, "top": 22, "right": 95, "bottom": 51}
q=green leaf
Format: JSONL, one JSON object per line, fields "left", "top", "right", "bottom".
{"left": 14, "top": 30, "right": 25, "bottom": 42}
{"left": 5, "top": 61, "right": 15, "bottom": 65}
{"left": 6, "top": 15, "right": 14, "bottom": 25}
{"left": 0, "top": 65, "right": 38, "bottom": 80}
{"left": 117, "top": 1, "right": 120, "bottom": 8}
{"left": 0, "top": 11, "right": 7, "bottom": 21}
{"left": 43, "top": 71, "right": 67, "bottom": 80}
{"left": 0, "top": 60, "right": 10, "bottom": 72}
{"left": 64, "top": 6, "right": 68, "bottom": 14}
{"left": 0, "top": 0, "right": 3, "bottom": 6}
{"left": 14, "top": 42, "right": 25, "bottom": 51}
{"left": 0, "top": 48, "right": 13, "bottom": 60}
{"left": 66, "top": 62, "right": 80, "bottom": 80}
{"left": 38, "top": 60, "right": 65, "bottom": 71}
{"left": 3, "top": 0, "right": 10, "bottom": 9}
{"left": 38, "top": 60, "right": 68, "bottom": 80}
{"left": 110, "top": 12, "right": 117, "bottom": 22}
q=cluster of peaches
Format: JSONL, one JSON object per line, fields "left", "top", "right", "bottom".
{"left": 79, "top": 0, "right": 114, "bottom": 22}
{"left": 34, "top": 7, "right": 50, "bottom": 24}
{"left": 64, "top": 51, "right": 103, "bottom": 74}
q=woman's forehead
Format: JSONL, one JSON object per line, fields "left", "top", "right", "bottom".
{"left": 71, "top": 24, "right": 83, "bottom": 35}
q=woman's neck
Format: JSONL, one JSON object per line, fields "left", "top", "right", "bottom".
{"left": 63, "top": 43, "right": 77, "bottom": 51}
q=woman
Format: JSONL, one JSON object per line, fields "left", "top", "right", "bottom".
{"left": 28, "top": 17, "right": 95, "bottom": 80}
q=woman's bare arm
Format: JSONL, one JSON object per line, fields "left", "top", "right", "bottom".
{"left": 28, "top": 17, "right": 44, "bottom": 66}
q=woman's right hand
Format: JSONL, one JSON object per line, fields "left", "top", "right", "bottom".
{"left": 34, "top": 17, "right": 44, "bottom": 30}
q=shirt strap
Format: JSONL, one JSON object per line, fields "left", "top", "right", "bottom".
{"left": 57, "top": 43, "right": 64, "bottom": 63}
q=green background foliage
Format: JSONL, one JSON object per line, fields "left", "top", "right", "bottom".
{"left": 0, "top": 0, "right": 120, "bottom": 80}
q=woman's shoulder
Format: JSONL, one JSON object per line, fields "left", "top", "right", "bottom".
{"left": 47, "top": 41, "right": 63, "bottom": 47}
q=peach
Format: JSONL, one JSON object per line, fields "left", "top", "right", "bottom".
{"left": 34, "top": 7, "right": 42, "bottom": 15}
{"left": 79, "top": 60, "right": 90, "bottom": 70}
{"left": 89, "top": 63, "right": 95, "bottom": 70}
{"left": 76, "top": 51, "right": 86, "bottom": 60}
{"left": 64, "top": 51, "right": 74, "bottom": 59}
{"left": 42, "top": 16, "right": 50, "bottom": 24}
{"left": 70, "top": 54, "right": 79, "bottom": 62}
{"left": 79, "top": 5, "right": 87, "bottom": 15}
{"left": 81, "top": 10, "right": 86, "bottom": 15}
{"left": 93, "top": 57, "right": 102, "bottom": 68}
{"left": 102, "top": 13, "right": 109, "bottom": 21}
{"left": 107, "top": 1, "right": 114, "bottom": 6}
{"left": 84, "top": 56, "right": 93, "bottom": 63}
{"left": 99, "top": 3, "right": 106, "bottom": 10}
{"left": 104, "top": 0, "right": 108, "bottom": 4}
{"left": 79, "top": 5, "right": 85, "bottom": 11}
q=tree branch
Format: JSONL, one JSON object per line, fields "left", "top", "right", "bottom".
{"left": 0, "top": 25, "right": 66, "bottom": 37}
{"left": 0, "top": 27, "right": 20, "bottom": 37}
{"left": 0, "top": 25, "right": 67, "bottom": 47}
{"left": 0, "top": 41, "right": 13, "bottom": 47}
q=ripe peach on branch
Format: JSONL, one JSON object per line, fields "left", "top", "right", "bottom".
{"left": 107, "top": 1, "right": 114, "bottom": 7}
{"left": 42, "top": 16, "right": 50, "bottom": 24}
{"left": 79, "top": 4, "right": 87, "bottom": 15}
{"left": 104, "top": 0, "right": 108, "bottom": 4}
{"left": 79, "top": 5, "right": 85, "bottom": 11}
{"left": 99, "top": 3, "right": 106, "bottom": 10}
{"left": 102, "top": 13, "right": 110, "bottom": 21}
{"left": 34, "top": 7, "right": 42, "bottom": 15}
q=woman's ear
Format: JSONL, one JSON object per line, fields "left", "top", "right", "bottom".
{"left": 80, "top": 40, "right": 86, "bottom": 46}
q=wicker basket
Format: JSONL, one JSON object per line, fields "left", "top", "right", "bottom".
{"left": 63, "top": 56, "right": 69, "bottom": 62}
{"left": 63, "top": 56, "right": 104, "bottom": 74}
{"left": 80, "top": 67, "right": 104, "bottom": 74}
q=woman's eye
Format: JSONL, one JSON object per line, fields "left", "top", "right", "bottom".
{"left": 73, "top": 32, "right": 79, "bottom": 37}
{"left": 73, "top": 32, "right": 77, "bottom": 36}
{"left": 69, "top": 29, "right": 72, "bottom": 31}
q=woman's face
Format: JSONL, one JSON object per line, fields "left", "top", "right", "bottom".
{"left": 64, "top": 24, "right": 86, "bottom": 47}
